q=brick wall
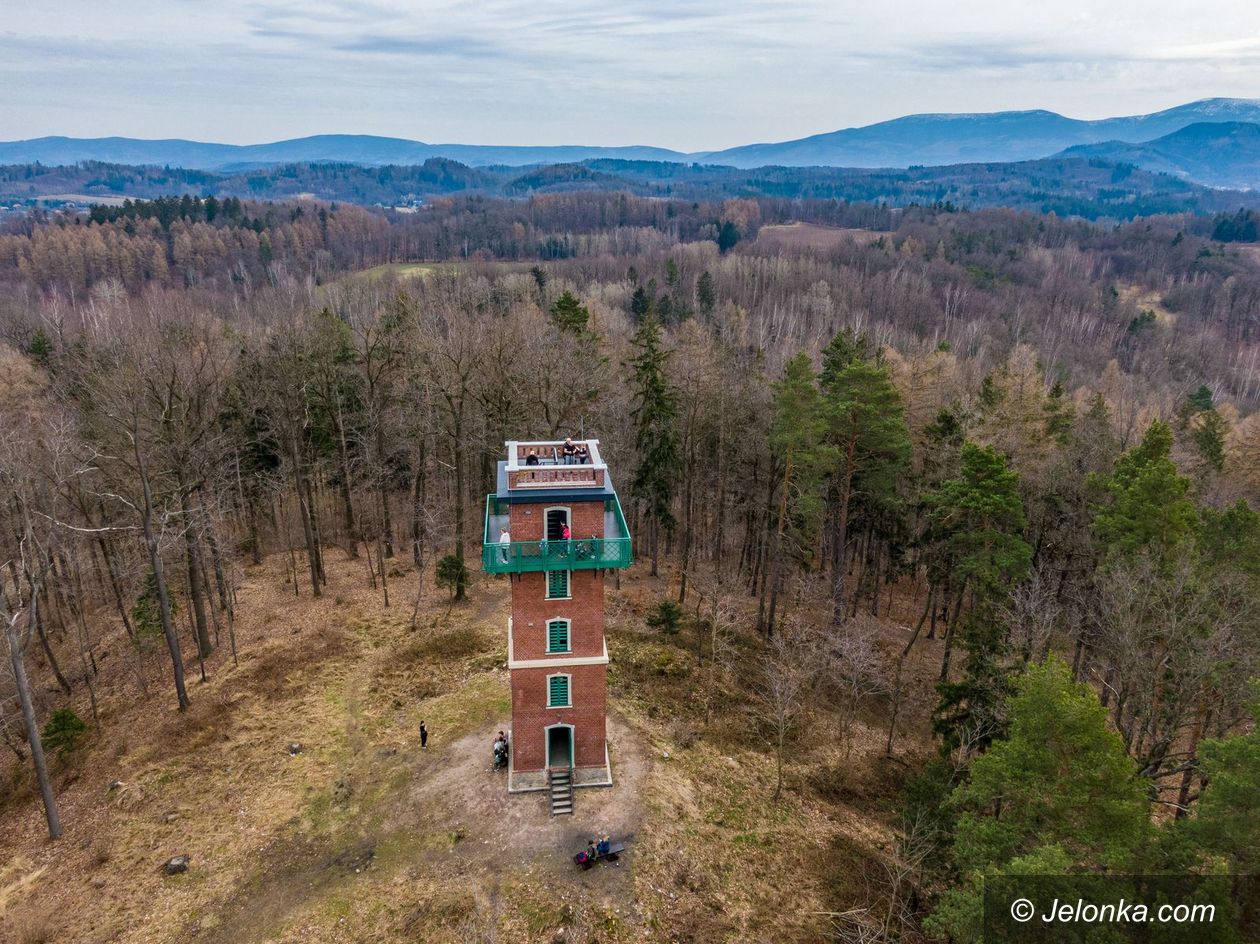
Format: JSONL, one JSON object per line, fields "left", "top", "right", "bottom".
{"left": 511, "top": 569, "right": 605, "bottom": 660}
{"left": 510, "top": 663, "right": 608, "bottom": 770}
{"left": 507, "top": 500, "right": 605, "bottom": 541}
{"left": 504, "top": 497, "right": 610, "bottom": 774}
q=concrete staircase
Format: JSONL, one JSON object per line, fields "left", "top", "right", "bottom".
{"left": 549, "top": 767, "right": 573, "bottom": 816}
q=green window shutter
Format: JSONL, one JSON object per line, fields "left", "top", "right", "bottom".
{"left": 546, "top": 569, "right": 570, "bottom": 599}
{"left": 548, "top": 675, "right": 570, "bottom": 707}
{"left": 547, "top": 619, "right": 570, "bottom": 653}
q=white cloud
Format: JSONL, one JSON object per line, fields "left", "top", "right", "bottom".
{"left": 1, "top": 0, "right": 1259, "bottom": 149}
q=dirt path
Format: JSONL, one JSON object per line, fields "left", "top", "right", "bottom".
{"left": 414, "top": 711, "right": 648, "bottom": 870}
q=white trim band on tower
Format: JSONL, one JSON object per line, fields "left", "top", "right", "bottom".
{"left": 507, "top": 616, "right": 608, "bottom": 669}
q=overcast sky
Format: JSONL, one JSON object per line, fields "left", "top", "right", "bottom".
{"left": 2, "top": 1, "right": 1260, "bottom": 150}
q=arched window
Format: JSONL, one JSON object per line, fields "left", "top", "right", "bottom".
{"left": 547, "top": 618, "right": 571, "bottom": 654}
{"left": 547, "top": 673, "right": 571, "bottom": 708}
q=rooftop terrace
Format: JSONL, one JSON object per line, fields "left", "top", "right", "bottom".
{"left": 503, "top": 439, "right": 606, "bottom": 491}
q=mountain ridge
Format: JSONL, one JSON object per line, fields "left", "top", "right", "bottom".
{"left": 3, "top": 98, "right": 1259, "bottom": 171}
{"left": 1059, "top": 121, "right": 1260, "bottom": 190}
{"left": 703, "top": 98, "right": 1260, "bottom": 168}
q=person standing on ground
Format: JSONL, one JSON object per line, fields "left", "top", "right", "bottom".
{"left": 420, "top": 720, "right": 428, "bottom": 750}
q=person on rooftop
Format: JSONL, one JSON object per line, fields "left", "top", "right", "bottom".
{"left": 575, "top": 442, "right": 590, "bottom": 463}
{"left": 525, "top": 448, "right": 540, "bottom": 466}
{"left": 562, "top": 437, "right": 578, "bottom": 464}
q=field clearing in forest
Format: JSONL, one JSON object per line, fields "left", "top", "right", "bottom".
{"left": 1116, "top": 283, "right": 1176, "bottom": 324}
{"left": 346, "top": 262, "right": 441, "bottom": 281}
{"left": 0, "top": 552, "right": 937, "bottom": 943}
{"left": 754, "top": 222, "right": 886, "bottom": 252}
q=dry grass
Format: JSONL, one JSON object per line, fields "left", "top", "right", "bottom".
{"left": 755, "top": 222, "right": 885, "bottom": 252}
{"left": 0, "top": 552, "right": 937, "bottom": 943}
{"left": 7, "top": 900, "right": 60, "bottom": 944}
{"left": 1117, "top": 283, "right": 1177, "bottom": 325}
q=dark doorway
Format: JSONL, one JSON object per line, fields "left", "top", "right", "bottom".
{"left": 546, "top": 507, "right": 570, "bottom": 541}
{"left": 547, "top": 725, "right": 573, "bottom": 768}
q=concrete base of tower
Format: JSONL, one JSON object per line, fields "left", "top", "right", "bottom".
{"left": 506, "top": 744, "right": 613, "bottom": 794}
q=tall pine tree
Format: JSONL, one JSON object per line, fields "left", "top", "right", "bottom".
{"left": 626, "top": 315, "right": 680, "bottom": 577}
{"left": 929, "top": 443, "right": 1031, "bottom": 753}
{"left": 820, "top": 331, "right": 911, "bottom": 624}
{"left": 763, "top": 354, "right": 831, "bottom": 635}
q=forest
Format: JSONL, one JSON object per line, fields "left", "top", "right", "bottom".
{"left": 6, "top": 153, "right": 1260, "bottom": 221}
{"left": 1, "top": 189, "right": 1260, "bottom": 943}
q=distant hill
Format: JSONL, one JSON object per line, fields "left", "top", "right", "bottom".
{"left": 704, "top": 99, "right": 1260, "bottom": 168}
{"left": 3, "top": 98, "right": 1260, "bottom": 171}
{"left": 5, "top": 154, "right": 1259, "bottom": 222}
{"left": 0, "top": 134, "right": 689, "bottom": 170}
{"left": 1058, "top": 122, "right": 1260, "bottom": 190}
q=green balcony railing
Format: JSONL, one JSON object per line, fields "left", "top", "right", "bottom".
{"left": 482, "top": 494, "right": 633, "bottom": 573}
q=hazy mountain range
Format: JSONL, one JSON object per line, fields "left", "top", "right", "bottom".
{"left": 1059, "top": 121, "right": 1260, "bottom": 190}
{"left": 3, "top": 98, "right": 1259, "bottom": 182}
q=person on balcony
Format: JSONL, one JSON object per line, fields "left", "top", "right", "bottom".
{"left": 577, "top": 533, "right": 597, "bottom": 561}
{"left": 575, "top": 442, "right": 590, "bottom": 463}
{"left": 525, "top": 448, "right": 540, "bottom": 466}
{"left": 562, "top": 437, "right": 578, "bottom": 464}
{"left": 560, "top": 523, "right": 572, "bottom": 558}
{"left": 498, "top": 527, "right": 511, "bottom": 563}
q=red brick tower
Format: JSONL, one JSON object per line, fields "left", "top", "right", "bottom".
{"left": 482, "top": 440, "right": 631, "bottom": 793}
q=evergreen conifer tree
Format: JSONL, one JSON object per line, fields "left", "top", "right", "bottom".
{"left": 549, "top": 290, "right": 590, "bottom": 333}
{"left": 626, "top": 315, "right": 679, "bottom": 577}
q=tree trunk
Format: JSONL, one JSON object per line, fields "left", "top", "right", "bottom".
{"left": 236, "top": 451, "right": 263, "bottom": 565}
{"left": 886, "top": 588, "right": 933, "bottom": 755}
{"left": 714, "top": 424, "right": 727, "bottom": 569}
{"left": 830, "top": 436, "right": 856, "bottom": 625}
{"left": 378, "top": 426, "right": 395, "bottom": 559}
{"left": 650, "top": 514, "right": 660, "bottom": 578}
{"left": 291, "top": 433, "right": 323, "bottom": 598}
{"left": 1176, "top": 706, "right": 1211, "bottom": 818}
{"left": 411, "top": 434, "right": 427, "bottom": 569}
{"left": 335, "top": 395, "right": 359, "bottom": 556}
{"left": 136, "top": 429, "right": 190, "bottom": 710}
{"left": 5, "top": 602, "right": 61, "bottom": 839}
{"left": 765, "top": 450, "right": 793, "bottom": 638}
{"left": 205, "top": 523, "right": 230, "bottom": 614}
{"left": 96, "top": 532, "right": 135, "bottom": 641}
{"left": 35, "top": 606, "right": 73, "bottom": 696}
{"left": 179, "top": 479, "right": 212, "bottom": 658}
{"left": 678, "top": 443, "right": 695, "bottom": 604}
{"left": 451, "top": 400, "right": 467, "bottom": 601}
{"left": 70, "top": 560, "right": 101, "bottom": 727}
{"left": 938, "top": 587, "right": 966, "bottom": 683}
